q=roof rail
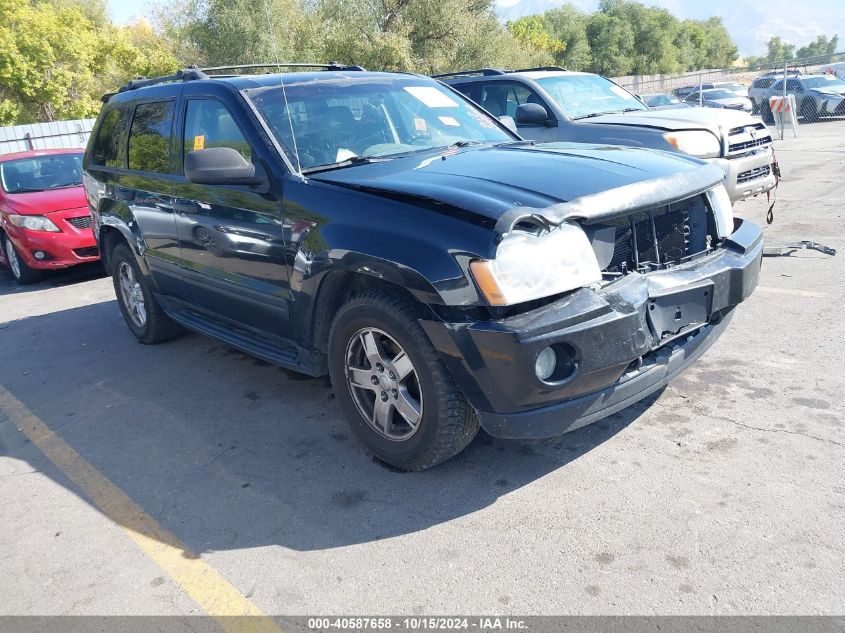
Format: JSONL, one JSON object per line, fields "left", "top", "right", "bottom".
{"left": 198, "top": 62, "right": 365, "bottom": 73}
{"left": 431, "top": 68, "right": 507, "bottom": 79}
{"left": 109, "top": 61, "right": 364, "bottom": 99}
{"left": 507, "top": 66, "right": 568, "bottom": 73}
{"left": 116, "top": 67, "right": 209, "bottom": 94}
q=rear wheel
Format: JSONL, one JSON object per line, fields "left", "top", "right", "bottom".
{"left": 110, "top": 243, "right": 180, "bottom": 344}
{"left": 328, "top": 288, "right": 478, "bottom": 471}
{"left": 4, "top": 235, "right": 41, "bottom": 284}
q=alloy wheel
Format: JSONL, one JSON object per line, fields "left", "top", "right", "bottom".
{"left": 345, "top": 327, "right": 424, "bottom": 441}
{"left": 118, "top": 261, "right": 147, "bottom": 328}
{"left": 5, "top": 238, "right": 21, "bottom": 280}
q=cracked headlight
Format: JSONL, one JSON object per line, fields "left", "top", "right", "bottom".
{"left": 8, "top": 214, "right": 60, "bottom": 232}
{"left": 663, "top": 130, "right": 721, "bottom": 159}
{"left": 470, "top": 223, "right": 602, "bottom": 306}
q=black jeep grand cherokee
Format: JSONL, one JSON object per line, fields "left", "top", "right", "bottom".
{"left": 83, "top": 64, "right": 763, "bottom": 470}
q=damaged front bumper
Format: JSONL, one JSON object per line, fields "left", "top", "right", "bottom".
{"left": 421, "top": 218, "right": 763, "bottom": 440}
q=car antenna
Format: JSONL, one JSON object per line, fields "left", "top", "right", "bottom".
{"left": 260, "top": 0, "right": 303, "bottom": 176}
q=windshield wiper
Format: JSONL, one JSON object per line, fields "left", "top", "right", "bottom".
{"left": 47, "top": 182, "right": 81, "bottom": 189}
{"left": 7, "top": 187, "right": 45, "bottom": 193}
{"left": 446, "top": 140, "right": 487, "bottom": 149}
{"left": 494, "top": 140, "right": 536, "bottom": 147}
{"left": 572, "top": 107, "right": 644, "bottom": 120}
{"left": 301, "top": 155, "right": 387, "bottom": 174}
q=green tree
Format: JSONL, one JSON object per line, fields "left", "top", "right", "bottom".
{"left": 0, "top": 0, "right": 179, "bottom": 125}
{"left": 795, "top": 34, "right": 839, "bottom": 61}
{"left": 536, "top": 3, "right": 591, "bottom": 70}
{"left": 585, "top": 11, "right": 635, "bottom": 76}
{"left": 766, "top": 36, "right": 795, "bottom": 62}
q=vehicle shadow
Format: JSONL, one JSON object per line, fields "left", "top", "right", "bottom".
{"left": 0, "top": 262, "right": 106, "bottom": 296}
{"left": 0, "top": 300, "right": 657, "bottom": 554}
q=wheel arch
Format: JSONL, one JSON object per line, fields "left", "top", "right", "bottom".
{"left": 303, "top": 267, "right": 434, "bottom": 375}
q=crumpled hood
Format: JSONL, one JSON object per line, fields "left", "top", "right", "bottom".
{"left": 3, "top": 186, "right": 87, "bottom": 215}
{"left": 313, "top": 143, "right": 714, "bottom": 226}
{"left": 579, "top": 106, "right": 758, "bottom": 138}
{"left": 813, "top": 87, "right": 845, "bottom": 97}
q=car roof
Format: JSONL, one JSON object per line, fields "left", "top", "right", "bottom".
{"left": 441, "top": 70, "right": 593, "bottom": 82}
{"left": 0, "top": 148, "right": 83, "bottom": 162}
{"left": 106, "top": 70, "right": 428, "bottom": 104}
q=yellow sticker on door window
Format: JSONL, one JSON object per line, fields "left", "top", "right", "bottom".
{"left": 193, "top": 135, "right": 205, "bottom": 151}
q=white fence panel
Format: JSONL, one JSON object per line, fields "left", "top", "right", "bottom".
{"left": 0, "top": 119, "right": 96, "bottom": 155}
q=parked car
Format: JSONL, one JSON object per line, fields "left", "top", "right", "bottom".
{"left": 683, "top": 88, "right": 753, "bottom": 113}
{"left": 641, "top": 93, "right": 689, "bottom": 109}
{"left": 0, "top": 149, "right": 99, "bottom": 284}
{"left": 83, "top": 64, "right": 763, "bottom": 470}
{"left": 673, "top": 84, "right": 713, "bottom": 99}
{"left": 438, "top": 68, "right": 776, "bottom": 202}
{"left": 749, "top": 69, "right": 803, "bottom": 113}
{"left": 713, "top": 81, "right": 749, "bottom": 98}
{"left": 761, "top": 73, "right": 845, "bottom": 122}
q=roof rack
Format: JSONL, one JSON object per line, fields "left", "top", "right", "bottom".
{"left": 432, "top": 66, "right": 568, "bottom": 79}
{"left": 431, "top": 68, "right": 507, "bottom": 79}
{"left": 508, "top": 66, "right": 568, "bottom": 73}
{"left": 116, "top": 67, "right": 209, "bottom": 94}
{"left": 198, "top": 62, "right": 365, "bottom": 74}
{"left": 110, "top": 62, "right": 364, "bottom": 99}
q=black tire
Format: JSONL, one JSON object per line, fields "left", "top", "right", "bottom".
{"left": 800, "top": 99, "right": 818, "bottom": 123}
{"left": 328, "top": 288, "right": 479, "bottom": 471}
{"left": 761, "top": 103, "right": 775, "bottom": 124}
{"left": 110, "top": 242, "right": 180, "bottom": 344}
{"left": 3, "top": 235, "right": 41, "bottom": 284}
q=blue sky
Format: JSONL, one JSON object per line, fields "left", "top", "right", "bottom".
{"left": 107, "top": 0, "right": 842, "bottom": 56}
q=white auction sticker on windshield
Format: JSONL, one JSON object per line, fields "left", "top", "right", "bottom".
{"left": 404, "top": 86, "right": 459, "bottom": 108}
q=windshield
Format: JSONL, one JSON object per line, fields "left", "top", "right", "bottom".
{"left": 695, "top": 89, "right": 737, "bottom": 100}
{"left": 534, "top": 74, "right": 647, "bottom": 119}
{"left": 0, "top": 153, "right": 83, "bottom": 194}
{"left": 244, "top": 76, "right": 513, "bottom": 171}
{"left": 804, "top": 76, "right": 845, "bottom": 90}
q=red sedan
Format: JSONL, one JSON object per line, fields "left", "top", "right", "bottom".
{"left": 0, "top": 149, "right": 99, "bottom": 284}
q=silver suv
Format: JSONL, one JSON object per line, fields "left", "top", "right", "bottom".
{"left": 761, "top": 73, "right": 845, "bottom": 122}
{"left": 438, "top": 68, "right": 777, "bottom": 202}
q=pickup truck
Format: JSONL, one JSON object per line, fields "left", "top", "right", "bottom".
{"left": 437, "top": 68, "right": 777, "bottom": 203}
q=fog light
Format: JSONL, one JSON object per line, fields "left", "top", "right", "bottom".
{"left": 33, "top": 250, "right": 46, "bottom": 260}
{"left": 535, "top": 347, "right": 556, "bottom": 381}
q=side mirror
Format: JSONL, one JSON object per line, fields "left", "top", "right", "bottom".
{"left": 515, "top": 102, "right": 552, "bottom": 126}
{"left": 498, "top": 115, "right": 517, "bottom": 134}
{"left": 185, "top": 147, "right": 265, "bottom": 186}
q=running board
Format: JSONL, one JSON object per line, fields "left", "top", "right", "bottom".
{"left": 166, "top": 306, "right": 312, "bottom": 373}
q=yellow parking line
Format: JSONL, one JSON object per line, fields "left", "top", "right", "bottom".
{"left": 0, "top": 385, "right": 282, "bottom": 633}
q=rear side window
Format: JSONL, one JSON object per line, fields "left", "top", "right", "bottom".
{"left": 92, "top": 107, "right": 127, "bottom": 168}
{"left": 183, "top": 99, "right": 252, "bottom": 165}
{"left": 128, "top": 101, "right": 175, "bottom": 173}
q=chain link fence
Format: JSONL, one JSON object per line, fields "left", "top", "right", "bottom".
{"left": 612, "top": 52, "right": 845, "bottom": 136}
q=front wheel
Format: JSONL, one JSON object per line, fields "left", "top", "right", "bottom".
{"left": 110, "top": 243, "right": 180, "bottom": 344}
{"left": 328, "top": 289, "right": 478, "bottom": 471}
{"left": 4, "top": 235, "right": 41, "bottom": 284}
